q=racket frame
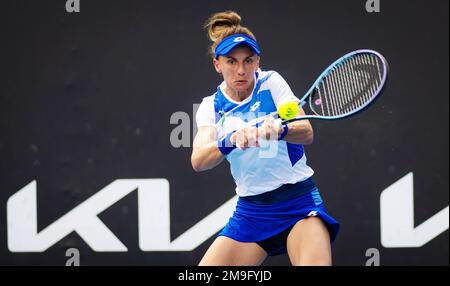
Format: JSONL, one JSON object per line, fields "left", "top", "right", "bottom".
{"left": 282, "top": 49, "right": 389, "bottom": 124}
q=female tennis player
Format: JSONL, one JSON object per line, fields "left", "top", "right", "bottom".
{"left": 192, "top": 11, "right": 340, "bottom": 266}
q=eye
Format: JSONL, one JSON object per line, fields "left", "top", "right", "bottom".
{"left": 246, "top": 58, "right": 254, "bottom": 64}
{"left": 227, "top": 59, "right": 235, "bottom": 64}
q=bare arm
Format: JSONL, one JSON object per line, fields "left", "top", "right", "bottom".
{"left": 283, "top": 107, "right": 314, "bottom": 145}
{"left": 191, "top": 126, "right": 225, "bottom": 172}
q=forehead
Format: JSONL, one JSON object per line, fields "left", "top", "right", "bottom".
{"left": 225, "top": 45, "right": 255, "bottom": 58}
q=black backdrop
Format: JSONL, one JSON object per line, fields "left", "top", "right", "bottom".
{"left": 0, "top": 0, "right": 448, "bottom": 266}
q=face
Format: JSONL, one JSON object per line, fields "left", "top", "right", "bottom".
{"left": 213, "top": 45, "right": 260, "bottom": 94}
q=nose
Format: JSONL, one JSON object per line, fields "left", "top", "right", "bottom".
{"left": 237, "top": 63, "right": 245, "bottom": 76}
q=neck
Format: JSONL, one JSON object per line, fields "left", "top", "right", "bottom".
{"left": 225, "top": 79, "right": 255, "bottom": 102}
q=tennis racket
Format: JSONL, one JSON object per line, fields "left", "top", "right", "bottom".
{"left": 277, "top": 49, "right": 389, "bottom": 124}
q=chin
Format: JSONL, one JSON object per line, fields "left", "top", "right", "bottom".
{"left": 233, "top": 83, "right": 251, "bottom": 92}
{"left": 234, "top": 87, "right": 248, "bottom": 93}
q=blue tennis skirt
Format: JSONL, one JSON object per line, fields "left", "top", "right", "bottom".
{"left": 217, "top": 177, "right": 340, "bottom": 256}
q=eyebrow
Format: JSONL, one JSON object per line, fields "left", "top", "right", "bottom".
{"left": 225, "top": 55, "right": 255, "bottom": 61}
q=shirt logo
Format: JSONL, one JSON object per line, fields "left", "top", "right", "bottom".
{"left": 250, "top": 101, "right": 261, "bottom": 112}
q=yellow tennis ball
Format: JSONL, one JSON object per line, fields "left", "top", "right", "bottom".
{"left": 277, "top": 101, "right": 299, "bottom": 120}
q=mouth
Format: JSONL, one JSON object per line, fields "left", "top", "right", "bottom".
{"left": 235, "top": 80, "right": 248, "bottom": 85}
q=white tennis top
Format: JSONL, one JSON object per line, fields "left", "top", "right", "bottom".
{"left": 196, "top": 70, "right": 314, "bottom": 197}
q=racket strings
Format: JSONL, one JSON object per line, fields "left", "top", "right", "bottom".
{"left": 310, "top": 53, "right": 384, "bottom": 117}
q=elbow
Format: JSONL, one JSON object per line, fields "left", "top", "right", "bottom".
{"left": 191, "top": 159, "right": 202, "bottom": 172}
{"left": 303, "top": 130, "right": 314, "bottom": 145}
{"left": 191, "top": 157, "right": 206, "bottom": 172}
{"left": 192, "top": 163, "right": 203, "bottom": 173}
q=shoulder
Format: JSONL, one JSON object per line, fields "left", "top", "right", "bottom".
{"left": 196, "top": 93, "right": 216, "bottom": 119}
{"left": 195, "top": 93, "right": 216, "bottom": 126}
{"left": 198, "top": 93, "right": 216, "bottom": 108}
{"left": 258, "top": 70, "right": 292, "bottom": 93}
{"left": 201, "top": 93, "right": 216, "bottom": 103}
{"left": 258, "top": 70, "right": 288, "bottom": 85}
{"left": 258, "top": 70, "right": 299, "bottom": 106}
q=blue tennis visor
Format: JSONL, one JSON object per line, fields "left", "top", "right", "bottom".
{"left": 215, "top": 34, "right": 261, "bottom": 59}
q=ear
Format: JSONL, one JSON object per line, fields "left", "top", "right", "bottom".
{"left": 213, "top": 58, "right": 222, "bottom": 74}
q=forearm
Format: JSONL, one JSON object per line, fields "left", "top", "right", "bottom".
{"left": 191, "top": 141, "right": 225, "bottom": 172}
{"left": 283, "top": 121, "right": 314, "bottom": 145}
